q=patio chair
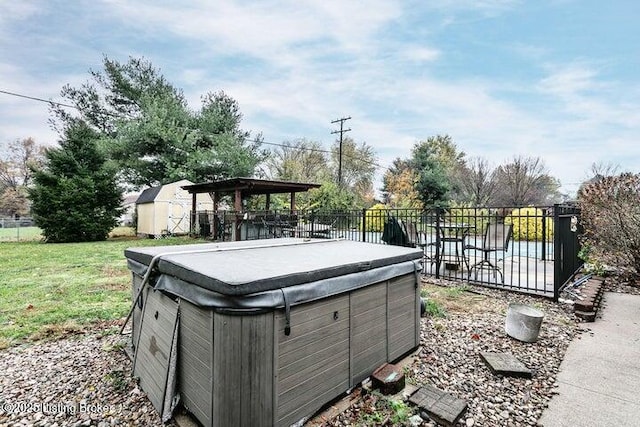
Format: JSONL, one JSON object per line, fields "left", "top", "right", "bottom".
{"left": 404, "top": 221, "right": 437, "bottom": 271}
{"left": 465, "top": 222, "right": 513, "bottom": 283}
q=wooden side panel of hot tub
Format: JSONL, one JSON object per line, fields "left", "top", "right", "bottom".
{"left": 350, "top": 282, "right": 388, "bottom": 385}
{"left": 388, "top": 274, "right": 420, "bottom": 361}
{"left": 275, "top": 294, "right": 351, "bottom": 427}
{"left": 156, "top": 271, "right": 418, "bottom": 427}
{"left": 212, "top": 311, "right": 275, "bottom": 427}
{"left": 179, "top": 301, "right": 213, "bottom": 426}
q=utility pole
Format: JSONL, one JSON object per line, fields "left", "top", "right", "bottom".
{"left": 331, "top": 116, "right": 351, "bottom": 187}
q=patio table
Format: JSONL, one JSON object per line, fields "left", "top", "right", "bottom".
{"left": 428, "top": 222, "right": 475, "bottom": 271}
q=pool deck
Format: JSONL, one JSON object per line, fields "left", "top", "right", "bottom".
{"left": 421, "top": 254, "right": 555, "bottom": 297}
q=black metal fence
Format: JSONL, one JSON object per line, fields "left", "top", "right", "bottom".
{"left": 190, "top": 205, "right": 581, "bottom": 300}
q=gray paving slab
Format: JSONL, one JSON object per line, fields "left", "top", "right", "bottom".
{"left": 539, "top": 292, "right": 640, "bottom": 427}
{"left": 409, "top": 385, "right": 467, "bottom": 427}
{"left": 480, "top": 352, "right": 532, "bottom": 378}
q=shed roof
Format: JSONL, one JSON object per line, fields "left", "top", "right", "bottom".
{"left": 181, "top": 177, "right": 321, "bottom": 196}
{"left": 135, "top": 186, "right": 162, "bottom": 204}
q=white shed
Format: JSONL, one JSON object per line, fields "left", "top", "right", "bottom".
{"left": 136, "top": 179, "right": 213, "bottom": 237}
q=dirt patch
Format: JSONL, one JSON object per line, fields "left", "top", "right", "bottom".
{"left": 421, "top": 278, "right": 503, "bottom": 316}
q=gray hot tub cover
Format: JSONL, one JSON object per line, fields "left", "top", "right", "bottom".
{"left": 125, "top": 238, "right": 423, "bottom": 309}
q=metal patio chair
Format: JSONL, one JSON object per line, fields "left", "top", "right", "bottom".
{"left": 465, "top": 222, "right": 513, "bottom": 283}
{"left": 403, "top": 221, "right": 437, "bottom": 272}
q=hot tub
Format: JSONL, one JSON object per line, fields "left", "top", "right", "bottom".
{"left": 124, "top": 238, "right": 423, "bottom": 426}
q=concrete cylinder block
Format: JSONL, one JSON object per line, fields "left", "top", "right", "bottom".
{"left": 505, "top": 303, "right": 544, "bottom": 343}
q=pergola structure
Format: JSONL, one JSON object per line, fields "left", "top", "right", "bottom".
{"left": 181, "top": 177, "right": 321, "bottom": 240}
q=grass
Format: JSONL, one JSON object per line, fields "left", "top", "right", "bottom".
{"left": 0, "top": 225, "right": 136, "bottom": 242}
{"left": 356, "top": 391, "right": 413, "bottom": 426}
{"left": 0, "top": 226, "right": 42, "bottom": 242}
{"left": 421, "top": 283, "right": 498, "bottom": 316}
{"left": 0, "top": 234, "right": 201, "bottom": 348}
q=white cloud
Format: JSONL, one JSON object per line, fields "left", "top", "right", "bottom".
{"left": 1, "top": 0, "right": 638, "bottom": 200}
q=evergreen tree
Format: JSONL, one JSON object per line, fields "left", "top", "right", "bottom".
{"left": 29, "top": 121, "right": 122, "bottom": 242}
{"left": 52, "top": 56, "right": 263, "bottom": 188}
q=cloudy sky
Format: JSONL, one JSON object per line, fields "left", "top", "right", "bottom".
{"left": 1, "top": 0, "right": 638, "bottom": 196}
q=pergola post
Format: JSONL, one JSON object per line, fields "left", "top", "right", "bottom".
{"left": 290, "top": 192, "right": 295, "bottom": 212}
{"left": 212, "top": 192, "right": 219, "bottom": 240}
{"left": 191, "top": 193, "right": 197, "bottom": 235}
{"left": 234, "top": 189, "right": 242, "bottom": 241}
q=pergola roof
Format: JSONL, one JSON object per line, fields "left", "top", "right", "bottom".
{"left": 182, "top": 177, "right": 321, "bottom": 196}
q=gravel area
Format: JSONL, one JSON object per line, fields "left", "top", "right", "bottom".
{"left": 0, "top": 276, "right": 601, "bottom": 427}
{"left": 326, "top": 278, "right": 582, "bottom": 426}
{"left": 0, "top": 324, "right": 169, "bottom": 427}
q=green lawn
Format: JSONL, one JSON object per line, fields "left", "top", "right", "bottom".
{"left": 0, "top": 235, "right": 201, "bottom": 348}
{"left": 0, "top": 226, "right": 42, "bottom": 242}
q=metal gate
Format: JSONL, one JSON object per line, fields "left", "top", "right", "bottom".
{"left": 553, "top": 205, "right": 583, "bottom": 300}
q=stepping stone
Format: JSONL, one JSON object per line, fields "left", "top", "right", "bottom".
{"left": 480, "top": 352, "right": 532, "bottom": 378}
{"left": 408, "top": 385, "right": 467, "bottom": 427}
{"left": 371, "top": 363, "right": 405, "bottom": 395}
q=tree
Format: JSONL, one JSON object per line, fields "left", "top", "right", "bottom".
{"left": 410, "top": 135, "right": 465, "bottom": 207}
{"left": 306, "top": 181, "right": 355, "bottom": 211}
{"left": 579, "top": 173, "right": 640, "bottom": 278}
{"left": 265, "top": 139, "right": 329, "bottom": 183}
{"left": 492, "top": 156, "right": 560, "bottom": 206}
{"left": 52, "top": 56, "right": 263, "bottom": 188}
{"left": 0, "top": 137, "right": 45, "bottom": 216}
{"left": 29, "top": 121, "right": 123, "bottom": 242}
{"left": 452, "top": 157, "right": 498, "bottom": 205}
{"left": 381, "top": 158, "right": 420, "bottom": 208}
{"left": 331, "top": 137, "right": 377, "bottom": 206}
{"left": 0, "top": 137, "right": 45, "bottom": 189}
{"left": 0, "top": 187, "right": 29, "bottom": 217}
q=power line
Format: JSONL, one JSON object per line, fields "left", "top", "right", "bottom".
{"left": 252, "top": 138, "right": 385, "bottom": 171}
{"left": 0, "top": 89, "right": 75, "bottom": 109}
{"left": 1, "top": 88, "right": 386, "bottom": 171}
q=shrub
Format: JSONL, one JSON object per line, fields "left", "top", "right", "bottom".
{"left": 29, "top": 121, "right": 122, "bottom": 243}
{"left": 362, "top": 203, "right": 388, "bottom": 232}
{"left": 579, "top": 173, "right": 640, "bottom": 278}
{"left": 447, "top": 205, "right": 491, "bottom": 233}
{"left": 505, "top": 207, "right": 553, "bottom": 241}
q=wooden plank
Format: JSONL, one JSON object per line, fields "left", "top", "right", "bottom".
{"left": 351, "top": 308, "right": 386, "bottom": 330}
{"left": 351, "top": 326, "right": 386, "bottom": 354}
{"left": 212, "top": 313, "right": 242, "bottom": 427}
{"left": 276, "top": 296, "right": 350, "bottom": 426}
{"left": 179, "top": 331, "right": 211, "bottom": 362}
{"left": 276, "top": 296, "right": 349, "bottom": 340}
{"left": 277, "top": 359, "right": 350, "bottom": 423}
{"left": 352, "top": 346, "right": 387, "bottom": 385}
{"left": 278, "top": 344, "right": 349, "bottom": 394}
{"left": 278, "top": 376, "right": 351, "bottom": 427}
{"left": 278, "top": 327, "right": 349, "bottom": 368}
{"left": 349, "top": 283, "right": 387, "bottom": 312}
{"left": 178, "top": 301, "right": 213, "bottom": 427}
{"left": 351, "top": 282, "right": 387, "bottom": 386}
{"left": 387, "top": 274, "right": 418, "bottom": 362}
{"left": 240, "top": 313, "right": 274, "bottom": 427}
{"left": 278, "top": 336, "right": 348, "bottom": 383}
{"left": 389, "top": 327, "right": 416, "bottom": 360}
{"left": 278, "top": 318, "right": 350, "bottom": 358}
{"left": 389, "top": 307, "right": 416, "bottom": 325}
